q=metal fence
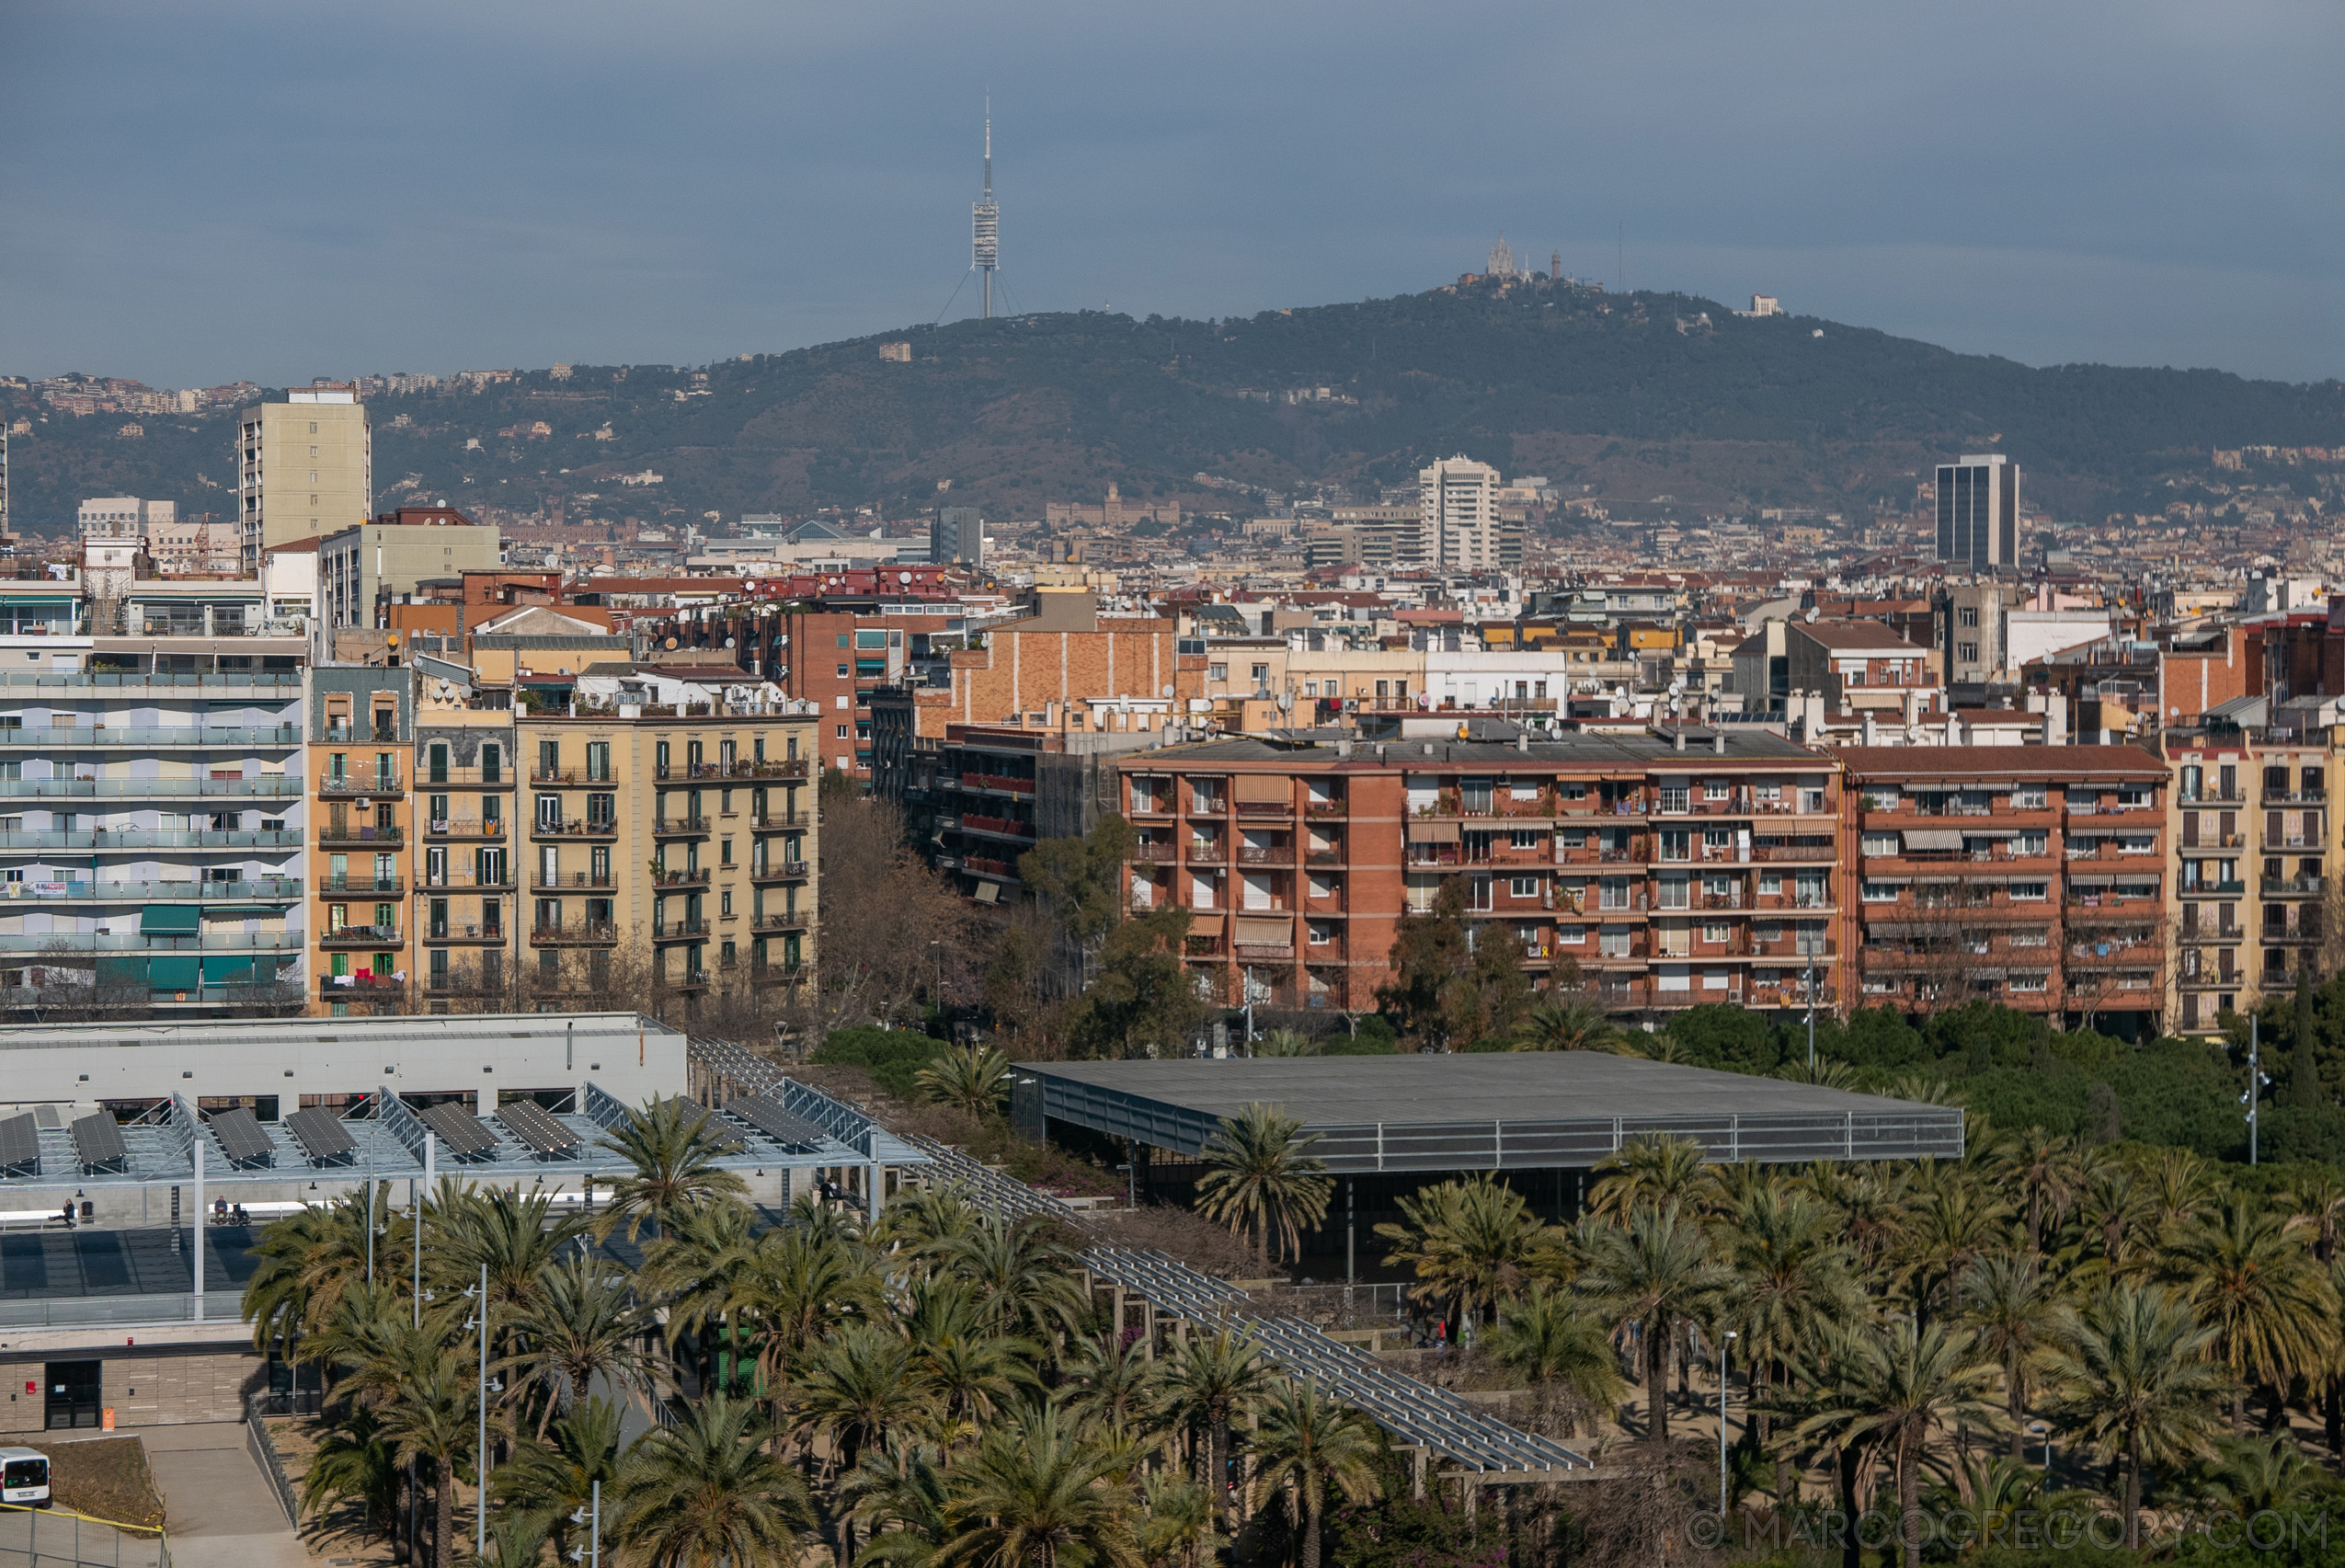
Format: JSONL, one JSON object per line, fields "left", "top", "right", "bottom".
{"left": 0, "top": 1505, "right": 170, "bottom": 1568}
{"left": 244, "top": 1395, "right": 300, "bottom": 1527}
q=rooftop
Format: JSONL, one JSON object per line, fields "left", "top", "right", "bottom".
{"left": 1019, "top": 1055, "right": 1962, "bottom": 1173}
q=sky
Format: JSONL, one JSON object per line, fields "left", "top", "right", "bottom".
{"left": 3, "top": 0, "right": 2339, "bottom": 389}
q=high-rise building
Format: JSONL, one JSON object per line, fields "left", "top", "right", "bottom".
{"left": 238, "top": 384, "right": 373, "bottom": 575}
{"left": 77, "top": 497, "right": 174, "bottom": 541}
{"left": 1936, "top": 453, "right": 2019, "bottom": 571}
{"left": 1418, "top": 456, "right": 1505, "bottom": 569}
{"left": 932, "top": 505, "right": 984, "bottom": 568}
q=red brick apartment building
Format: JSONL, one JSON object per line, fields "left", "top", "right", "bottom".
{"left": 1116, "top": 724, "right": 1845, "bottom": 1018}
{"left": 1837, "top": 747, "right": 2168, "bottom": 1032}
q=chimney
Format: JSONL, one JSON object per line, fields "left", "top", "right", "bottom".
{"left": 1674, "top": 727, "right": 1687, "bottom": 752}
{"left": 2045, "top": 692, "right": 2067, "bottom": 747}
{"left": 1904, "top": 688, "right": 1920, "bottom": 729}
{"left": 1712, "top": 728, "right": 1726, "bottom": 755}
{"left": 1863, "top": 712, "right": 1879, "bottom": 746}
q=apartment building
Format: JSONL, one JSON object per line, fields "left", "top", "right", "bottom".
{"left": 413, "top": 674, "right": 519, "bottom": 1008}
{"left": 308, "top": 668, "right": 415, "bottom": 1014}
{"left": 516, "top": 702, "right": 818, "bottom": 1015}
{"left": 1116, "top": 722, "right": 1843, "bottom": 1018}
{"left": 1784, "top": 621, "right": 1940, "bottom": 713}
{"left": 2162, "top": 725, "right": 2344, "bottom": 1034}
{"left": 0, "top": 641, "right": 305, "bottom": 1013}
{"left": 239, "top": 384, "right": 372, "bottom": 574}
{"left": 1840, "top": 747, "right": 2168, "bottom": 1033}
{"left": 318, "top": 508, "right": 503, "bottom": 628}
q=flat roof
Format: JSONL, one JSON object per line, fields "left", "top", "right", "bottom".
{"left": 1020, "top": 1055, "right": 1962, "bottom": 1172}
{"left": 1124, "top": 728, "right": 1832, "bottom": 771}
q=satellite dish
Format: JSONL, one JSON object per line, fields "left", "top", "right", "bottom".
{"left": 1804, "top": 607, "right": 1820, "bottom": 623}
{"left": 1277, "top": 692, "right": 1293, "bottom": 713}
{"left": 724, "top": 637, "right": 736, "bottom": 648}
{"left": 1668, "top": 678, "right": 1686, "bottom": 696}
{"left": 899, "top": 571, "right": 911, "bottom": 583}
{"left": 665, "top": 636, "right": 679, "bottom": 649}
{"left": 1161, "top": 684, "right": 1173, "bottom": 698}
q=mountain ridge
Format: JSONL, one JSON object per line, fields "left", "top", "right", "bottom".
{"left": 5, "top": 280, "right": 2340, "bottom": 533}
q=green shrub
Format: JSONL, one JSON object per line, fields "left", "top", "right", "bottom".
{"left": 811, "top": 1024, "right": 947, "bottom": 1101}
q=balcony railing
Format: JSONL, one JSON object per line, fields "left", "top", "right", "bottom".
{"left": 0, "top": 775, "right": 303, "bottom": 799}
{"left": 318, "top": 770, "right": 403, "bottom": 796}
{"left": 1237, "top": 845, "right": 1294, "bottom": 865}
{"left": 649, "top": 867, "right": 712, "bottom": 888}
{"left": 751, "top": 911, "right": 809, "bottom": 933}
{"left": 6, "top": 877, "right": 301, "bottom": 903}
{"left": 428, "top": 818, "right": 506, "bottom": 839}
{"left": 749, "top": 961, "right": 807, "bottom": 984}
{"left": 531, "top": 818, "right": 619, "bottom": 839}
{"left": 529, "top": 768, "right": 614, "bottom": 785}
{"left": 959, "top": 772, "right": 1035, "bottom": 795}
{"left": 2264, "top": 876, "right": 2328, "bottom": 896}
{"left": 749, "top": 861, "right": 808, "bottom": 883}
{"left": 418, "top": 873, "right": 515, "bottom": 892}
{"left": 424, "top": 921, "right": 507, "bottom": 943}
{"left": 652, "top": 919, "right": 714, "bottom": 941}
{"left": 318, "top": 876, "right": 405, "bottom": 897}
{"left": 2265, "top": 790, "right": 2328, "bottom": 806}
{"left": 532, "top": 872, "right": 615, "bottom": 891}
{"left": 321, "top": 924, "right": 402, "bottom": 946}
{"left": 0, "top": 725, "right": 303, "bottom": 749}
{"left": 750, "top": 811, "right": 814, "bottom": 830}
{"left": 654, "top": 815, "right": 712, "bottom": 836}
{"left": 532, "top": 921, "right": 617, "bottom": 945}
{"left": 319, "top": 826, "right": 405, "bottom": 847}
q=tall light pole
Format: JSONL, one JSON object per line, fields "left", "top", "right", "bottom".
{"left": 1719, "top": 1329, "right": 1738, "bottom": 1516}
{"left": 568, "top": 1480, "right": 600, "bottom": 1568}
{"left": 1803, "top": 956, "right": 1817, "bottom": 1070}
{"left": 2247, "top": 1016, "right": 2262, "bottom": 1165}
{"left": 468, "top": 1263, "right": 495, "bottom": 1561}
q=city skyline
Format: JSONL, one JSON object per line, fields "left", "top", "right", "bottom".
{"left": 0, "top": 0, "right": 2337, "bottom": 389}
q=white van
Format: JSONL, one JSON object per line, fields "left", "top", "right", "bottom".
{"left": 0, "top": 1447, "right": 50, "bottom": 1507}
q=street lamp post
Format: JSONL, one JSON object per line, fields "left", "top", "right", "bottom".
{"left": 466, "top": 1264, "right": 502, "bottom": 1562}
{"left": 568, "top": 1480, "right": 600, "bottom": 1568}
{"left": 1803, "top": 956, "right": 1816, "bottom": 1070}
{"left": 2030, "top": 1421, "right": 2051, "bottom": 1471}
{"left": 1719, "top": 1330, "right": 1738, "bottom": 1516}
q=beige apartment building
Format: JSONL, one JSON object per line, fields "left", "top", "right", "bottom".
{"left": 239, "top": 384, "right": 372, "bottom": 573}
{"left": 517, "top": 703, "right": 818, "bottom": 1014}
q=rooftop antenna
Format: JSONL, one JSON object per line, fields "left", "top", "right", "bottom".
{"left": 973, "top": 100, "right": 999, "bottom": 320}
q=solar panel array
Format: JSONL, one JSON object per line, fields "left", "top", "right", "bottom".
{"left": 724, "top": 1093, "right": 830, "bottom": 1150}
{"left": 495, "top": 1099, "right": 578, "bottom": 1158}
{"left": 208, "top": 1106, "right": 275, "bottom": 1167}
{"left": 70, "top": 1112, "right": 128, "bottom": 1171}
{"left": 418, "top": 1101, "right": 498, "bottom": 1159}
{"left": 898, "top": 1129, "right": 1589, "bottom": 1477}
{"left": 286, "top": 1106, "right": 357, "bottom": 1162}
{"left": 0, "top": 1113, "right": 39, "bottom": 1174}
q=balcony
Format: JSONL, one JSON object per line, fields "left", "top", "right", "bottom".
{"left": 749, "top": 811, "right": 813, "bottom": 830}
{"left": 2264, "top": 875, "right": 2328, "bottom": 897}
{"left": 2178, "top": 836, "right": 2250, "bottom": 853}
{"left": 0, "top": 828, "right": 303, "bottom": 853}
{"left": 653, "top": 919, "right": 714, "bottom": 942}
{"left": 318, "top": 876, "right": 405, "bottom": 898}
{"left": 1304, "top": 847, "right": 1343, "bottom": 866}
{"left": 1132, "top": 841, "right": 1178, "bottom": 864}
{"left": 654, "top": 815, "right": 712, "bottom": 838}
{"left": 1304, "top": 801, "right": 1347, "bottom": 818}
{"left": 6, "top": 876, "right": 302, "bottom": 904}
{"left": 319, "top": 826, "right": 405, "bottom": 848}
{"left": 0, "top": 775, "right": 303, "bottom": 799}
{"left": 320, "top": 924, "right": 403, "bottom": 947}
{"left": 416, "top": 766, "right": 509, "bottom": 789}
{"left": 1234, "top": 798, "right": 1295, "bottom": 818}
{"left": 1749, "top": 842, "right": 1836, "bottom": 863}
{"left": 1237, "top": 844, "right": 1295, "bottom": 866}
{"left": 752, "top": 910, "right": 810, "bottom": 933}
{"left": 2179, "top": 880, "right": 2248, "bottom": 897}
{"left": 423, "top": 922, "right": 509, "bottom": 944}
{"left": 419, "top": 872, "right": 517, "bottom": 893}
{"left": 321, "top": 974, "right": 406, "bottom": 995}
{"left": 2178, "top": 789, "right": 2248, "bottom": 804}
{"left": 2265, "top": 791, "right": 2327, "bottom": 807}
{"left": 749, "top": 861, "right": 808, "bottom": 885}
{"left": 649, "top": 867, "right": 712, "bottom": 888}
{"left": 428, "top": 818, "right": 507, "bottom": 840}
{"left": 1233, "top": 941, "right": 1297, "bottom": 961}
{"left": 531, "top": 817, "right": 619, "bottom": 841}
{"left": 531, "top": 921, "right": 617, "bottom": 945}
{"left": 318, "top": 769, "right": 404, "bottom": 798}
{"left": 959, "top": 812, "right": 1034, "bottom": 841}
{"left": 749, "top": 961, "right": 807, "bottom": 986}
{"left": 424, "top": 968, "right": 506, "bottom": 995}
{"left": 530, "top": 768, "right": 611, "bottom": 786}
{"left": 0, "top": 725, "right": 303, "bottom": 750}
{"left": 959, "top": 772, "right": 1035, "bottom": 796}
{"left": 532, "top": 872, "right": 615, "bottom": 892}
{"left": 2262, "top": 925, "right": 2324, "bottom": 946}
{"left": 1185, "top": 842, "right": 1229, "bottom": 866}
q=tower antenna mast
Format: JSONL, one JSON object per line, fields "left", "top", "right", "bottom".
{"left": 972, "top": 101, "right": 999, "bottom": 319}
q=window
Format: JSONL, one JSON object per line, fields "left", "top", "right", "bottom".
{"left": 1703, "top": 922, "right": 1731, "bottom": 944}
{"left": 1599, "top": 928, "right": 1631, "bottom": 958}
{"left": 536, "top": 794, "right": 561, "bottom": 830}
{"left": 721, "top": 838, "right": 734, "bottom": 865}
{"left": 1656, "top": 876, "right": 1689, "bottom": 910}
{"left": 836, "top": 725, "right": 849, "bottom": 739}
{"left": 1958, "top": 641, "right": 1979, "bottom": 663}
{"left": 1660, "top": 785, "right": 1690, "bottom": 813}
{"left": 1861, "top": 833, "right": 1899, "bottom": 856}
{"left": 1511, "top": 828, "right": 1540, "bottom": 850}
{"left": 2013, "top": 784, "right": 2046, "bottom": 808}
{"left": 586, "top": 741, "right": 610, "bottom": 782}
{"left": 1959, "top": 606, "right": 1979, "bottom": 627}
{"left": 2011, "top": 882, "right": 2049, "bottom": 900}
{"left": 1704, "top": 781, "right": 1729, "bottom": 801}
{"left": 1758, "top": 871, "right": 1782, "bottom": 896}
{"left": 1250, "top": 663, "right": 1268, "bottom": 686}
{"left": 1557, "top": 924, "right": 1585, "bottom": 944}
{"left": 837, "top": 665, "right": 850, "bottom": 679}
{"left": 721, "top": 889, "right": 733, "bottom": 916}
{"left": 1509, "top": 876, "right": 1539, "bottom": 898}
{"left": 1862, "top": 880, "right": 1903, "bottom": 902}
{"left": 481, "top": 744, "right": 501, "bottom": 784}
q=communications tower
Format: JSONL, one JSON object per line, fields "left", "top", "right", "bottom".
{"left": 972, "top": 107, "right": 999, "bottom": 319}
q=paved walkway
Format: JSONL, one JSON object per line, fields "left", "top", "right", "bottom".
{"left": 0, "top": 1504, "right": 164, "bottom": 1568}
{"left": 137, "top": 1425, "right": 305, "bottom": 1568}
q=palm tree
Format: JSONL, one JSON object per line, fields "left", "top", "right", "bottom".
{"left": 245, "top": 1185, "right": 390, "bottom": 1372}
{"left": 876, "top": 1184, "right": 989, "bottom": 1264}
{"left": 301, "top": 1403, "right": 402, "bottom": 1544}
{"left": 2004, "top": 1127, "right": 2081, "bottom": 1256}
{"left": 1483, "top": 1285, "right": 1626, "bottom": 1435}
{"left": 839, "top": 1438, "right": 954, "bottom": 1566}
{"left": 1155, "top": 1328, "right": 1275, "bottom": 1520}
{"left": 1957, "top": 1253, "right": 2064, "bottom": 1459}
{"left": 914, "top": 1045, "right": 1015, "bottom": 1119}
{"left": 1714, "top": 1183, "right": 1860, "bottom": 1494}
{"left": 1251, "top": 1027, "right": 1321, "bottom": 1058}
{"left": 1063, "top": 1333, "right": 1163, "bottom": 1440}
{"left": 640, "top": 1196, "right": 761, "bottom": 1401}
{"left": 1246, "top": 1379, "right": 1380, "bottom": 1568}
{"left": 795, "top": 1324, "right": 925, "bottom": 1559}
{"left": 478, "top": 1509, "right": 549, "bottom": 1568}
{"left": 942, "top": 1213, "right": 1090, "bottom": 1343}
{"left": 2200, "top": 1433, "right": 2326, "bottom": 1516}
{"left": 594, "top": 1097, "right": 749, "bottom": 1242}
{"left": 911, "top": 1328, "right": 1036, "bottom": 1448}
{"left": 1899, "top": 1173, "right": 2013, "bottom": 1328}
{"left": 1575, "top": 1201, "right": 1733, "bottom": 1456}
{"left": 372, "top": 1344, "right": 483, "bottom": 1568}
{"left": 1587, "top": 1133, "right": 1713, "bottom": 1221}
{"left": 613, "top": 1393, "right": 814, "bottom": 1568}
{"left": 2042, "top": 1282, "right": 2231, "bottom": 1550}
{"left": 495, "top": 1398, "right": 629, "bottom": 1562}
{"left": 1138, "top": 1472, "right": 1219, "bottom": 1568}
{"left": 1513, "top": 994, "right": 1615, "bottom": 1052}
{"left": 500, "top": 1254, "right": 653, "bottom": 1437}
{"left": 1790, "top": 1320, "right": 2004, "bottom": 1568}
{"left": 1193, "top": 1104, "right": 1333, "bottom": 1269}
{"left": 2159, "top": 1194, "right": 2339, "bottom": 1434}
{"left": 435, "top": 1184, "right": 586, "bottom": 1321}
{"left": 1375, "top": 1174, "right": 1566, "bottom": 1338}
{"left": 935, "top": 1403, "right": 1144, "bottom": 1568}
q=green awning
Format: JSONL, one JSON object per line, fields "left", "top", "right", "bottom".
{"left": 149, "top": 955, "right": 200, "bottom": 990}
{"left": 141, "top": 906, "right": 200, "bottom": 934}
{"left": 203, "top": 956, "right": 257, "bottom": 986}
{"left": 96, "top": 956, "right": 145, "bottom": 989}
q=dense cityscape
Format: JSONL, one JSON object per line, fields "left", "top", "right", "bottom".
{"left": 3, "top": 6, "right": 2343, "bottom": 1563}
